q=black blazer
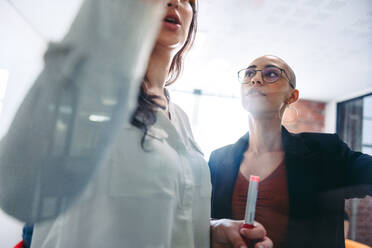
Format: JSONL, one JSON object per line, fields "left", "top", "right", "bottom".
{"left": 208, "top": 127, "right": 372, "bottom": 248}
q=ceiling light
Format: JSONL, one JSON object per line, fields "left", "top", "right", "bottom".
{"left": 89, "top": 114, "right": 110, "bottom": 122}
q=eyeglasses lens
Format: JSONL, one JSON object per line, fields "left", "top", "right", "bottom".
{"left": 262, "top": 67, "right": 281, "bottom": 83}
{"left": 238, "top": 67, "right": 282, "bottom": 84}
{"left": 238, "top": 69, "right": 254, "bottom": 83}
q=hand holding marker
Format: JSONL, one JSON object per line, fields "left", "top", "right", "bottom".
{"left": 242, "top": 175, "right": 260, "bottom": 245}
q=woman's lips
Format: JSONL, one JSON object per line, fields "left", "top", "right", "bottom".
{"left": 163, "top": 21, "right": 181, "bottom": 31}
{"left": 246, "top": 90, "right": 266, "bottom": 97}
{"left": 163, "top": 13, "right": 181, "bottom": 31}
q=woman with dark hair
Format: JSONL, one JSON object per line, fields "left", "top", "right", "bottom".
{"left": 6, "top": 1, "right": 273, "bottom": 248}
{"left": 208, "top": 55, "right": 372, "bottom": 248}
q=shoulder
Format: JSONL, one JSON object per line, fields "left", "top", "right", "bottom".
{"left": 170, "top": 101, "right": 186, "bottom": 116}
{"left": 296, "top": 131, "right": 338, "bottom": 141}
{"left": 209, "top": 133, "right": 248, "bottom": 165}
{"left": 295, "top": 132, "right": 341, "bottom": 151}
{"left": 170, "top": 102, "right": 190, "bottom": 126}
{"left": 209, "top": 144, "right": 235, "bottom": 162}
{"left": 169, "top": 101, "right": 193, "bottom": 132}
{"left": 208, "top": 144, "right": 234, "bottom": 179}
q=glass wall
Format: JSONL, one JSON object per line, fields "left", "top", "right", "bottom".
{"left": 337, "top": 93, "right": 372, "bottom": 244}
{"left": 362, "top": 96, "right": 372, "bottom": 155}
{"left": 337, "top": 93, "right": 372, "bottom": 155}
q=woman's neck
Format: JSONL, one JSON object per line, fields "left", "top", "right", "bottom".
{"left": 247, "top": 114, "right": 283, "bottom": 154}
{"left": 145, "top": 45, "right": 174, "bottom": 98}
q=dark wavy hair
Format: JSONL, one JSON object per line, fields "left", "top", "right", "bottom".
{"left": 131, "top": 1, "right": 198, "bottom": 149}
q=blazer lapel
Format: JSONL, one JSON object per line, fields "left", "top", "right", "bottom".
{"left": 214, "top": 133, "right": 249, "bottom": 218}
{"left": 282, "top": 127, "right": 322, "bottom": 213}
{"left": 282, "top": 127, "right": 323, "bottom": 246}
{"left": 232, "top": 132, "right": 250, "bottom": 172}
{"left": 219, "top": 132, "right": 249, "bottom": 176}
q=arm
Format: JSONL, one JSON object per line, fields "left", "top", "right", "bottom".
{"left": 337, "top": 135, "right": 372, "bottom": 198}
{"left": 0, "top": 0, "right": 166, "bottom": 223}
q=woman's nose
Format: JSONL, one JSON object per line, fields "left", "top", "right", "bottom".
{"left": 251, "top": 71, "right": 264, "bottom": 86}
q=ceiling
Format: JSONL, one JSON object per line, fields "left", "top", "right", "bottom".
{"left": 180, "top": 0, "right": 372, "bottom": 101}
{"left": 1, "top": 0, "right": 372, "bottom": 104}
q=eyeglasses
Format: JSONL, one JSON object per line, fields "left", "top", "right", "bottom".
{"left": 237, "top": 66, "right": 294, "bottom": 89}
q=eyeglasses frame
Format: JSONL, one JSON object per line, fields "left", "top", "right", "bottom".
{"left": 237, "top": 65, "right": 295, "bottom": 89}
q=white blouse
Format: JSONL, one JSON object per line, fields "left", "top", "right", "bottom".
{"left": 30, "top": 102, "right": 212, "bottom": 248}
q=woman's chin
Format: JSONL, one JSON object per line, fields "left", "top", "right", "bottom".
{"left": 243, "top": 105, "right": 280, "bottom": 119}
{"left": 242, "top": 97, "right": 269, "bottom": 112}
{"left": 156, "top": 31, "right": 186, "bottom": 49}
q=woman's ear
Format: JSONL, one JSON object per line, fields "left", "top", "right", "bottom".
{"left": 286, "top": 89, "right": 299, "bottom": 104}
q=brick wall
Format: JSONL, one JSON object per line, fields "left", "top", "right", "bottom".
{"left": 283, "top": 99, "right": 371, "bottom": 246}
{"left": 283, "top": 99, "right": 325, "bottom": 133}
{"left": 345, "top": 196, "right": 372, "bottom": 246}
{"left": 355, "top": 197, "right": 372, "bottom": 245}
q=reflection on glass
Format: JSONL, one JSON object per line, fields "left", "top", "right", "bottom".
{"left": 362, "top": 95, "right": 372, "bottom": 155}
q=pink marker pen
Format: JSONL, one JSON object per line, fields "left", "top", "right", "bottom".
{"left": 242, "top": 175, "right": 260, "bottom": 229}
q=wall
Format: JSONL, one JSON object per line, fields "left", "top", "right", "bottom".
{"left": 284, "top": 99, "right": 326, "bottom": 133}
{"left": 324, "top": 100, "right": 337, "bottom": 133}
{"left": 345, "top": 197, "right": 372, "bottom": 245}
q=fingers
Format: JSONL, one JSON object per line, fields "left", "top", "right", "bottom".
{"left": 210, "top": 219, "right": 272, "bottom": 248}
{"left": 226, "top": 226, "right": 249, "bottom": 248}
{"left": 254, "top": 236, "right": 273, "bottom": 248}
{"left": 239, "top": 221, "right": 267, "bottom": 240}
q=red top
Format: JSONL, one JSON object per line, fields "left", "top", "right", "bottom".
{"left": 232, "top": 160, "right": 289, "bottom": 248}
